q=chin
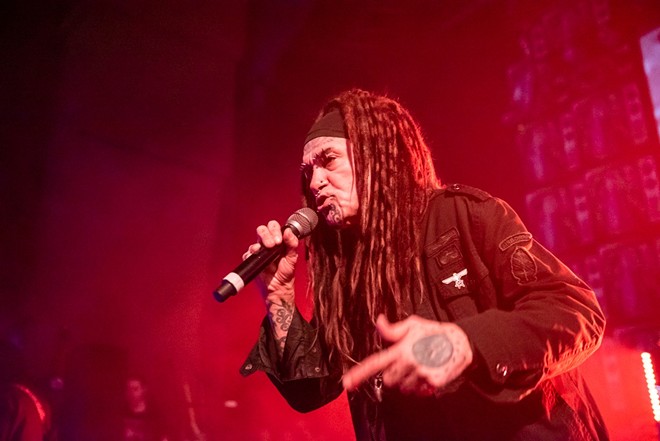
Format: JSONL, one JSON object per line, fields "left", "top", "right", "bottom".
{"left": 322, "top": 204, "right": 358, "bottom": 229}
{"left": 327, "top": 215, "right": 358, "bottom": 230}
{"left": 324, "top": 217, "right": 344, "bottom": 229}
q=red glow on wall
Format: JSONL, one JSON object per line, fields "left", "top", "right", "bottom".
{"left": 641, "top": 352, "right": 660, "bottom": 422}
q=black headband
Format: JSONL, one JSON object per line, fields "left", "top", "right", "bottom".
{"left": 304, "top": 109, "right": 347, "bottom": 145}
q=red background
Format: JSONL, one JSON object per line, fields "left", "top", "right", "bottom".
{"left": 2, "top": 1, "right": 660, "bottom": 440}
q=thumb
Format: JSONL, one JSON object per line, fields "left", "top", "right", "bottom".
{"left": 376, "top": 314, "right": 411, "bottom": 343}
{"left": 282, "top": 229, "right": 299, "bottom": 255}
{"left": 279, "top": 229, "right": 299, "bottom": 266}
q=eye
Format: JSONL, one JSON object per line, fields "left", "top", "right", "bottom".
{"left": 321, "top": 157, "right": 333, "bottom": 167}
{"left": 318, "top": 151, "right": 336, "bottom": 168}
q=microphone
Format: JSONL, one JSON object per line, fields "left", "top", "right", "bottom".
{"left": 213, "top": 208, "right": 319, "bottom": 303}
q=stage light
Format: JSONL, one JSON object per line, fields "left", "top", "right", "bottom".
{"left": 641, "top": 352, "right": 660, "bottom": 422}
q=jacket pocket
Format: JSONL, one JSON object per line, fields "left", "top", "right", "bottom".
{"left": 424, "top": 228, "right": 476, "bottom": 308}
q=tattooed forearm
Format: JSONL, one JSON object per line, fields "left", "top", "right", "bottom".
{"left": 412, "top": 334, "right": 453, "bottom": 367}
{"left": 267, "top": 299, "right": 294, "bottom": 356}
{"left": 276, "top": 336, "right": 287, "bottom": 354}
{"left": 274, "top": 306, "right": 293, "bottom": 332}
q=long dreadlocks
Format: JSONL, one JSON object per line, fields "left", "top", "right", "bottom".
{"left": 301, "top": 89, "right": 442, "bottom": 368}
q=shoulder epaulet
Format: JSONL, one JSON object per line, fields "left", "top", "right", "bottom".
{"left": 444, "top": 183, "right": 492, "bottom": 201}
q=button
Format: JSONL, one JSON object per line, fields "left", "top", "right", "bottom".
{"left": 451, "top": 184, "right": 461, "bottom": 191}
{"left": 314, "top": 367, "right": 321, "bottom": 373}
{"left": 311, "top": 347, "right": 317, "bottom": 353}
{"left": 495, "top": 363, "right": 508, "bottom": 377}
{"left": 244, "top": 363, "right": 253, "bottom": 371}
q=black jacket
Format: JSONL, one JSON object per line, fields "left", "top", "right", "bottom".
{"left": 242, "top": 185, "right": 609, "bottom": 441}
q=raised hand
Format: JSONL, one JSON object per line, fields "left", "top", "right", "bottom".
{"left": 245, "top": 220, "right": 300, "bottom": 355}
{"left": 244, "top": 220, "right": 299, "bottom": 300}
{"left": 342, "top": 314, "right": 473, "bottom": 397}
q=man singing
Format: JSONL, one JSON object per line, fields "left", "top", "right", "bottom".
{"left": 240, "top": 89, "right": 608, "bottom": 440}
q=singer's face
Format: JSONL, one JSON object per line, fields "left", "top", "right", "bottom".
{"left": 302, "top": 136, "right": 359, "bottom": 228}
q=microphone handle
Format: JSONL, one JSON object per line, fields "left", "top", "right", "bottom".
{"left": 213, "top": 242, "right": 285, "bottom": 302}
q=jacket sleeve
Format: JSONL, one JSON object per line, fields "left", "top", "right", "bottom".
{"left": 454, "top": 195, "right": 606, "bottom": 403}
{"left": 240, "top": 308, "right": 344, "bottom": 412}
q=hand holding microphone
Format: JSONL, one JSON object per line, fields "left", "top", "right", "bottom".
{"left": 213, "top": 208, "right": 318, "bottom": 303}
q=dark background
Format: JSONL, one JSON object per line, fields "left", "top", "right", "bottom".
{"left": 2, "top": 1, "right": 660, "bottom": 440}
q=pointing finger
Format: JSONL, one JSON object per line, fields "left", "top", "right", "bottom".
{"left": 342, "top": 348, "right": 397, "bottom": 391}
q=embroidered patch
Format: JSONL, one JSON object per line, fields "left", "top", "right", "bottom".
{"left": 499, "top": 232, "right": 533, "bottom": 251}
{"left": 442, "top": 268, "right": 468, "bottom": 289}
{"left": 511, "top": 247, "right": 537, "bottom": 284}
{"left": 437, "top": 244, "right": 461, "bottom": 265}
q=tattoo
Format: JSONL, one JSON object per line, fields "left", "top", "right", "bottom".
{"left": 324, "top": 202, "right": 343, "bottom": 226}
{"left": 276, "top": 336, "right": 287, "bottom": 353}
{"left": 268, "top": 300, "right": 294, "bottom": 355}
{"left": 274, "top": 306, "right": 293, "bottom": 332}
{"left": 412, "top": 334, "right": 453, "bottom": 368}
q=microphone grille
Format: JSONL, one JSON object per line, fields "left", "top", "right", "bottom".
{"left": 287, "top": 207, "right": 319, "bottom": 238}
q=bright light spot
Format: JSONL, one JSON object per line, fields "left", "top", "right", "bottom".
{"left": 641, "top": 352, "right": 660, "bottom": 422}
{"left": 224, "top": 400, "right": 238, "bottom": 408}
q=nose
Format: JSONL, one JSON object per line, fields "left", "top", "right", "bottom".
{"left": 309, "top": 166, "right": 328, "bottom": 195}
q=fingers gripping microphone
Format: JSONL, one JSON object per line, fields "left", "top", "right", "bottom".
{"left": 213, "top": 208, "right": 318, "bottom": 303}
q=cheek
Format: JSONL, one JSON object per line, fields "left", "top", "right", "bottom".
{"left": 335, "top": 187, "right": 359, "bottom": 221}
{"left": 336, "top": 174, "right": 357, "bottom": 204}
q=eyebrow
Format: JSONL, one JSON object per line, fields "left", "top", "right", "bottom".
{"left": 302, "top": 147, "right": 325, "bottom": 164}
{"left": 302, "top": 147, "right": 338, "bottom": 180}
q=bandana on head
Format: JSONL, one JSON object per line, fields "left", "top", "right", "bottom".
{"left": 304, "top": 109, "right": 347, "bottom": 145}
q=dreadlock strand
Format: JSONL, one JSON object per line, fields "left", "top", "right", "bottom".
{"left": 303, "top": 89, "right": 440, "bottom": 368}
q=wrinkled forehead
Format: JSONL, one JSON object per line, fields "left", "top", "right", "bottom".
{"left": 302, "top": 136, "right": 349, "bottom": 161}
